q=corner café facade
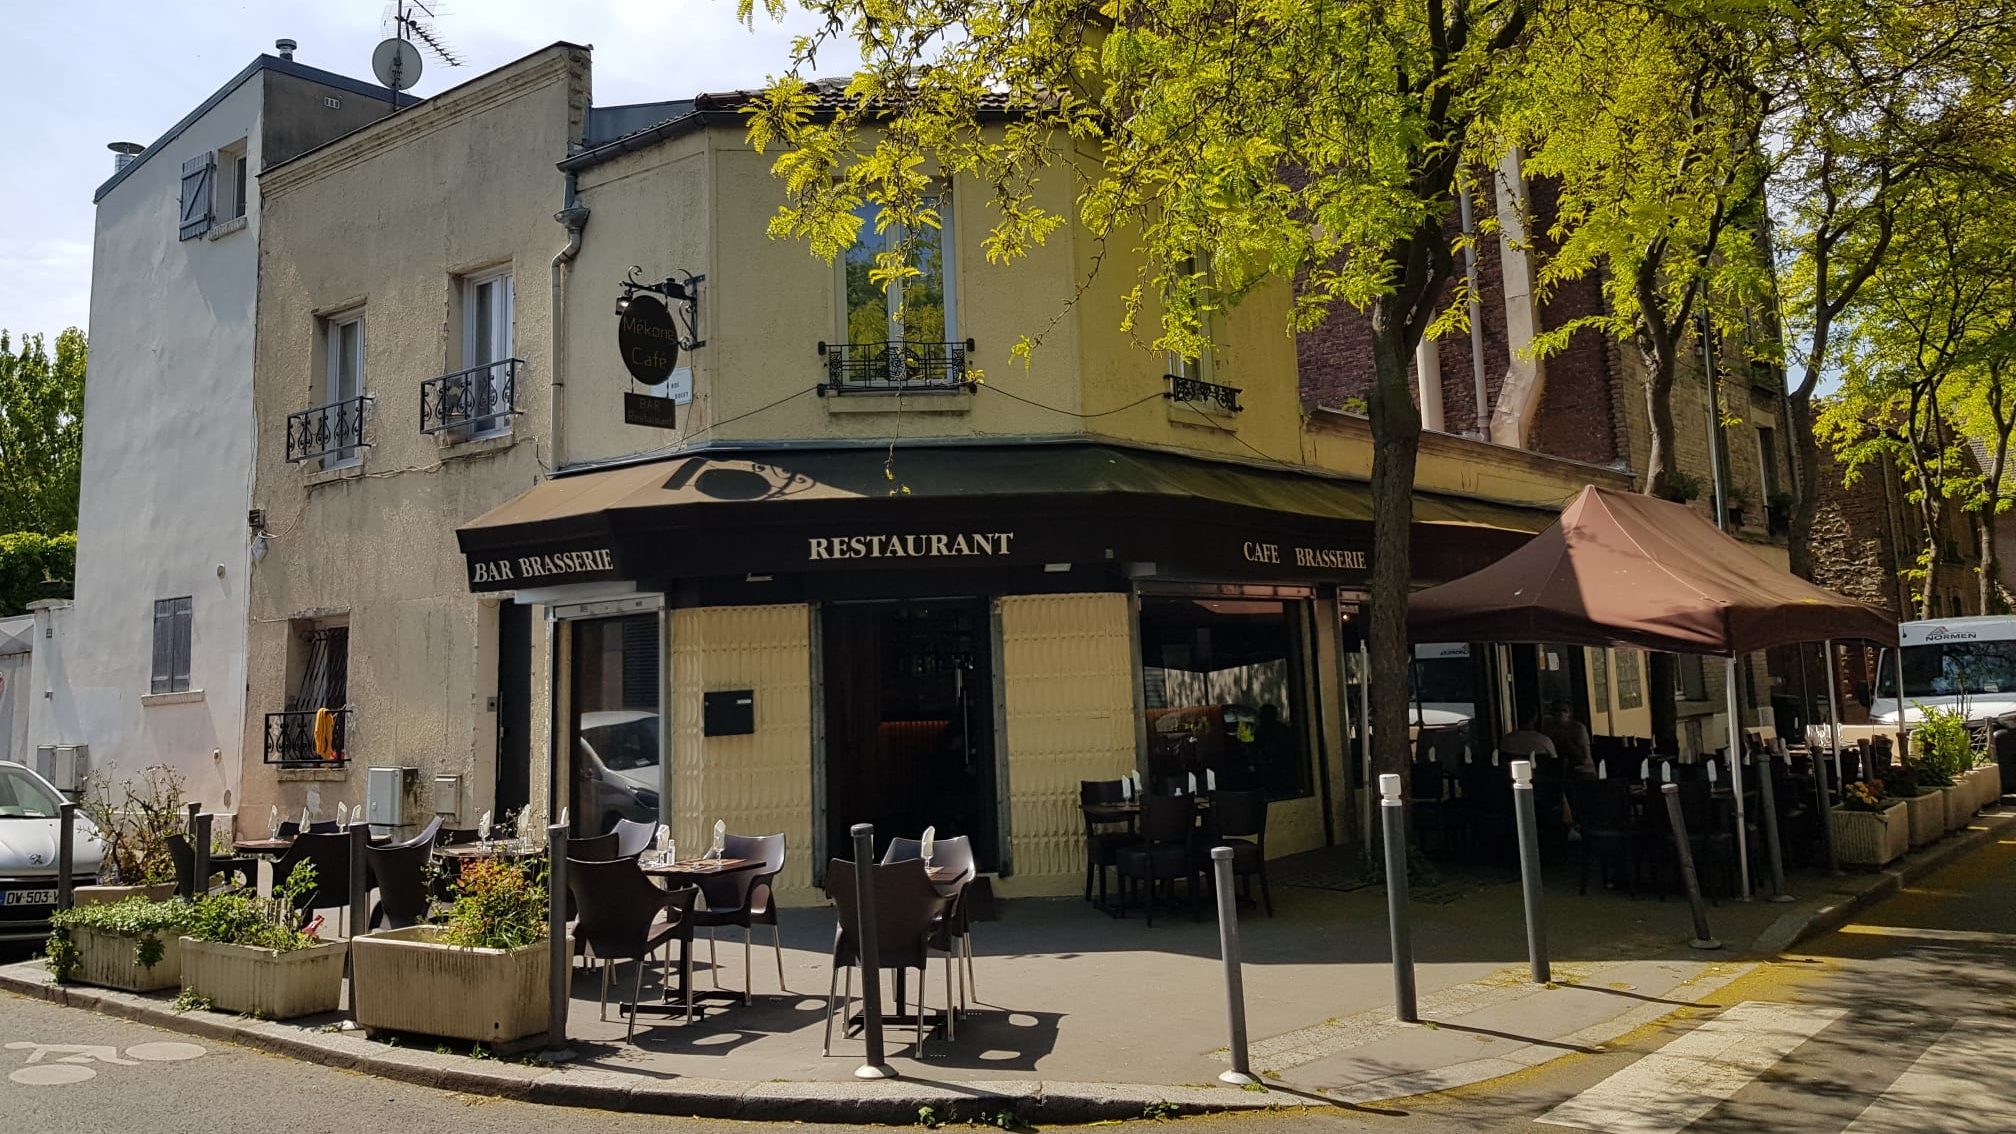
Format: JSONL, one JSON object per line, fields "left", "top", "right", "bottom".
{"left": 456, "top": 440, "right": 1541, "bottom": 903}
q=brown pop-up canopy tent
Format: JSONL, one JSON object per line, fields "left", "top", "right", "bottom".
{"left": 1406, "top": 485, "right": 1898, "bottom": 900}
{"left": 1407, "top": 486, "right": 1897, "bottom": 654}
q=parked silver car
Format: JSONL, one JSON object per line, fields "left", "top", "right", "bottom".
{"left": 574, "top": 711, "right": 661, "bottom": 832}
{"left": 0, "top": 760, "right": 105, "bottom": 943}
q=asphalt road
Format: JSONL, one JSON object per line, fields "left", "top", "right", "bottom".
{"left": 3, "top": 835, "right": 2012, "bottom": 1133}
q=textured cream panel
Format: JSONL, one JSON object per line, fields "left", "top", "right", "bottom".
{"left": 999, "top": 593, "right": 1138, "bottom": 885}
{"left": 670, "top": 605, "right": 816, "bottom": 900}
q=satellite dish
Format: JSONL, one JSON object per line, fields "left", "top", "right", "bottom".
{"left": 372, "top": 37, "right": 423, "bottom": 91}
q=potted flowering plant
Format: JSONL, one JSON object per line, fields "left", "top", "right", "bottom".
{"left": 349, "top": 857, "right": 559, "bottom": 1044}
{"left": 178, "top": 862, "right": 346, "bottom": 1019}
{"left": 46, "top": 897, "right": 194, "bottom": 991}
{"left": 1831, "top": 780, "right": 1909, "bottom": 867}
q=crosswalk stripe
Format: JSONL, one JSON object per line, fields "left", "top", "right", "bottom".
{"left": 1841, "top": 1018, "right": 2016, "bottom": 1134}
{"left": 1837, "top": 924, "right": 2016, "bottom": 948}
{"left": 1535, "top": 1001, "right": 1845, "bottom": 1134}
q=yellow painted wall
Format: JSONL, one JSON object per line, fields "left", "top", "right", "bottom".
{"left": 996, "top": 593, "right": 1139, "bottom": 896}
{"left": 669, "top": 604, "right": 817, "bottom": 903}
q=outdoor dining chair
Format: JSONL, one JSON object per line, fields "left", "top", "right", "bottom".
{"left": 884, "top": 833, "right": 979, "bottom": 1025}
{"left": 1078, "top": 779, "right": 1138, "bottom": 905}
{"left": 1200, "top": 789, "right": 1272, "bottom": 916}
{"left": 306, "top": 820, "right": 341, "bottom": 834}
{"left": 691, "top": 832, "right": 788, "bottom": 1003}
{"left": 612, "top": 817, "right": 656, "bottom": 859}
{"left": 164, "top": 834, "right": 255, "bottom": 899}
{"left": 570, "top": 832, "right": 621, "bottom": 862}
{"left": 823, "top": 856, "right": 952, "bottom": 1059}
{"left": 271, "top": 832, "right": 352, "bottom": 932}
{"left": 364, "top": 817, "right": 442, "bottom": 930}
{"left": 1114, "top": 794, "right": 1200, "bottom": 926}
{"left": 567, "top": 857, "right": 698, "bottom": 1041}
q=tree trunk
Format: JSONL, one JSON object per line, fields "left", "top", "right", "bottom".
{"left": 1786, "top": 387, "right": 1822, "bottom": 581}
{"left": 1641, "top": 341, "right": 1680, "bottom": 500}
{"left": 1366, "top": 300, "right": 1424, "bottom": 793}
{"left": 1977, "top": 510, "right": 2001, "bottom": 614}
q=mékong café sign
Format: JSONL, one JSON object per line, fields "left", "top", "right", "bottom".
{"left": 616, "top": 267, "right": 704, "bottom": 429}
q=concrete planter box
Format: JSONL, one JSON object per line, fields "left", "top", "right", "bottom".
{"left": 1904, "top": 792, "right": 1943, "bottom": 848}
{"left": 1970, "top": 766, "right": 2003, "bottom": 813}
{"left": 74, "top": 883, "right": 177, "bottom": 908}
{"left": 1833, "top": 803, "right": 1909, "bottom": 868}
{"left": 1940, "top": 785, "right": 1969, "bottom": 832}
{"left": 68, "top": 923, "right": 184, "bottom": 992}
{"left": 179, "top": 937, "right": 347, "bottom": 1019}
{"left": 350, "top": 926, "right": 561, "bottom": 1044}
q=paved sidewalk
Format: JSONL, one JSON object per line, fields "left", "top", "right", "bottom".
{"left": 5, "top": 805, "right": 2006, "bottom": 1123}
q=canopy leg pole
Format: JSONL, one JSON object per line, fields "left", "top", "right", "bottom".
{"left": 1825, "top": 640, "right": 1843, "bottom": 793}
{"left": 1726, "top": 657, "right": 1752, "bottom": 901}
{"left": 1360, "top": 643, "right": 1374, "bottom": 863}
{"left": 1892, "top": 641, "right": 1911, "bottom": 762}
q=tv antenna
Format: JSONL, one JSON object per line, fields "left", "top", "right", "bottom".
{"left": 372, "top": 1, "right": 462, "bottom": 109}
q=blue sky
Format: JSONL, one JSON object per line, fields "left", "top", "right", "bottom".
{"left": 1, "top": 1, "right": 818, "bottom": 340}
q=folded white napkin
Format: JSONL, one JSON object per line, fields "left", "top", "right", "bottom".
{"left": 921, "top": 825, "right": 936, "bottom": 864}
{"left": 1206, "top": 768, "right": 1217, "bottom": 790}
{"left": 1187, "top": 771, "right": 1198, "bottom": 793}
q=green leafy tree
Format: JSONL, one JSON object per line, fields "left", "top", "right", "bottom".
{"left": 0, "top": 328, "right": 86, "bottom": 535}
{"left": 0, "top": 530, "right": 75, "bottom": 616}
{"left": 734, "top": 0, "right": 1572, "bottom": 787}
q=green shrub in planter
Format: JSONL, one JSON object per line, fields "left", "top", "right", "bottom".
{"left": 47, "top": 897, "right": 195, "bottom": 989}
{"left": 180, "top": 863, "right": 345, "bottom": 1019}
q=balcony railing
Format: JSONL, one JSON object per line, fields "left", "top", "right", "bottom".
{"left": 421, "top": 358, "right": 522, "bottom": 435}
{"left": 1165, "top": 374, "right": 1243, "bottom": 414}
{"left": 286, "top": 395, "right": 371, "bottom": 463}
{"left": 264, "top": 708, "right": 351, "bottom": 766}
{"left": 818, "top": 339, "right": 974, "bottom": 393}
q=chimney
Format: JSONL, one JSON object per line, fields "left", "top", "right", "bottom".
{"left": 275, "top": 38, "right": 297, "bottom": 61}
{"left": 108, "top": 142, "right": 144, "bottom": 173}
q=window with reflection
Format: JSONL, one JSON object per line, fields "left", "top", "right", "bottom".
{"left": 1139, "top": 596, "right": 1312, "bottom": 800}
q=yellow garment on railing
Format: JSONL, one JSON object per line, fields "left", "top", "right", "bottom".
{"left": 313, "top": 707, "right": 336, "bottom": 760}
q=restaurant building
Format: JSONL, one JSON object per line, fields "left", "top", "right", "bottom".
{"left": 239, "top": 43, "right": 1626, "bottom": 904}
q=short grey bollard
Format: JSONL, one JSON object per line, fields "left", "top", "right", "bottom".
{"left": 186, "top": 801, "right": 201, "bottom": 836}
{"left": 192, "top": 813, "right": 213, "bottom": 899}
{"left": 547, "top": 824, "right": 570, "bottom": 1052}
{"left": 1753, "top": 750, "right": 1792, "bottom": 902}
{"left": 1210, "top": 846, "right": 1255, "bottom": 1085}
{"left": 850, "top": 823, "right": 895, "bottom": 1079}
{"left": 1811, "top": 740, "right": 1839, "bottom": 874}
{"left": 1660, "top": 784, "right": 1722, "bottom": 950}
{"left": 1509, "top": 761, "right": 1550, "bottom": 984}
{"left": 346, "top": 824, "right": 369, "bottom": 939}
{"left": 57, "top": 802, "right": 77, "bottom": 911}
{"left": 1379, "top": 773, "right": 1418, "bottom": 1023}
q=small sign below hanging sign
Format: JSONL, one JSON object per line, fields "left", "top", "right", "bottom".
{"left": 624, "top": 390, "right": 679, "bottom": 429}
{"left": 617, "top": 293, "right": 680, "bottom": 385}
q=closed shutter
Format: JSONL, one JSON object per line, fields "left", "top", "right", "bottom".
{"left": 620, "top": 615, "right": 659, "bottom": 711}
{"left": 169, "top": 598, "right": 193, "bottom": 692}
{"left": 151, "top": 601, "right": 174, "bottom": 694}
{"left": 179, "top": 153, "right": 214, "bottom": 240}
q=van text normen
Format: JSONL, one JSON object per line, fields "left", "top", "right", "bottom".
{"left": 807, "top": 532, "right": 1016, "bottom": 561}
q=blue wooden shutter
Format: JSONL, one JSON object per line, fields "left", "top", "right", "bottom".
{"left": 179, "top": 153, "right": 214, "bottom": 240}
{"left": 170, "top": 597, "right": 193, "bottom": 692}
{"left": 151, "top": 600, "right": 173, "bottom": 694}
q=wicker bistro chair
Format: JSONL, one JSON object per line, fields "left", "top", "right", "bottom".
{"left": 612, "top": 818, "right": 656, "bottom": 860}
{"left": 270, "top": 832, "right": 352, "bottom": 932}
{"left": 690, "top": 833, "right": 789, "bottom": 1003}
{"left": 567, "top": 857, "right": 700, "bottom": 1042}
{"left": 1199, "top": 790, "right": 1271, "bottom": 916}
{"left": 1114, "top": 795, "right": 1200, "bottom": 926}
{"left": 823, "top": 857, "right": 953, "bottom": 1059}
{"left": 1079, "top": 779, "right": 1140, "bottom": 905}
{"left": 165, "top": 834, "right": 256, "bottom": 900}
{"left": 884, "top": 834, "right": 979, "bottom": 1024}
{"left": 364, "top": 818, "right": 443, "bottom": 930}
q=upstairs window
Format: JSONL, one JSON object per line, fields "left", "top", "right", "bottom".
{"left": 216, "top": 140, "right": 249, "bottom": 221}
{"left": 150, "top": 597, "right": 193, "bottom": 694}
{"left": 841, "top": 193, "right": 956, "bottom": 346}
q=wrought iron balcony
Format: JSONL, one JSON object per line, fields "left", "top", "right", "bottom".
{"left": 421, "top": 358, "right": 522, "bottom": 435}
{"left": 286, "top": 395, "right": 372, "bottom": 463}
{"left": 818, "top": 339, "right": 974, "bottom": 393}
{"left": 263, "top": 708, "right": 351, "bottom": 766}
{"left": 1165, "top": 374, "right": 1243, "bottom": 414}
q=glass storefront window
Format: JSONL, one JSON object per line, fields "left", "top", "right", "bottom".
{"left": 1139, "top": 596, "right": 1312, "bottom": 800}
{"left": 569, "top": 614, "right": 660, "bottom": 835}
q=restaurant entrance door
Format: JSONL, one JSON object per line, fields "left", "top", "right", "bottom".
{"left": 822, "top": 599, "right": 999, "bottom": 871}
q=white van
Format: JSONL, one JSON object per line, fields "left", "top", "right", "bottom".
{"left": 1870, "top": 616, "right": 2016, "bottom": 726}
{"left": 1411, "top": 642, "right": 1476, "bottom": 728}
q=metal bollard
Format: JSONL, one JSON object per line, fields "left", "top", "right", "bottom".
{"left": 1753, "top": 750, "right": 1791, "bottom": 902}
{"left": 547, "top": 824, "right": 570, "bottom": 1051}
{"left": 1210, "top": 846, "right": 1255, "bottom": 1085}
{"left": 1660, "top": 784, "right": 1722, "bottom": 950}
{"left": 192, "top": 813, "right": 213, "bottom": 900}
{"left": 186, "top": 801, "right": 201, "bottom": 836}
{"left": 345, "top": 824, "right": 369, "bottom": 941}
{"left": 850, "top": 823, "right": 895, "bottom": 1079}
{"left": 1509, "top": 761, "right": 1550, "bottom": 984}
{"left": 1379, "top": 773, "right": 1418, "bottom": 1023}
{"left": 57, "top": 802, "right": 77, "bottom": 911}
{"left": 1812, "top": 739, "right": 1839, "bottom": 874}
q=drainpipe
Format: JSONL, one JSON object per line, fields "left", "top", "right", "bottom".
{"left": 1458, "top": 185, "right": 1489, "bottom": 439}
{"left": 549, "top": 173, "right": 588, "bottom": 471}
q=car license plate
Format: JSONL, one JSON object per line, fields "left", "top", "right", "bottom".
{"left": 3, "top": 889, "right": 56, "bottom": 906}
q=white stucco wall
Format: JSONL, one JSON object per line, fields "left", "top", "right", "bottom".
{"left": 62, "top": 79, "right": 265, "bottom": 814}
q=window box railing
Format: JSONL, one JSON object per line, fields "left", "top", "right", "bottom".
{"left": 264, "top": 708, "right": 351, "bottom": 766}
{"left": 286, "top": 395, "right": 372, "bottom": 463}
{"left": 818, "top": 339, "right": 974, "bottom": 393}
{"left": 421, "top": 358, "right": 522, "bottom": 435}
{"left": 1165, "top": 374, "right": 1243, "bottom": 414}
